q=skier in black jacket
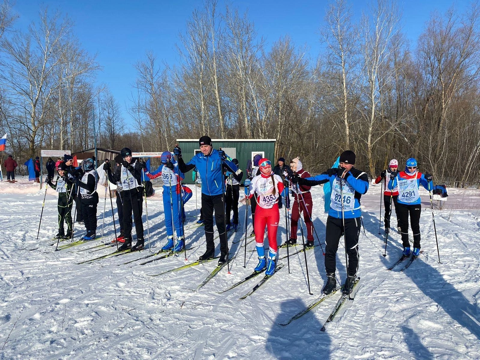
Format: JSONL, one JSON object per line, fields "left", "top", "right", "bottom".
{"left": 104, "top": 148, "right": 146, "bottom": 251}
{"left": 46, "top": 162, "right": 74, "bottom": 239}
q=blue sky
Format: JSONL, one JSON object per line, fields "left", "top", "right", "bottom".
{"left": 12, "top": 0, "right": 472, "bottom": 130}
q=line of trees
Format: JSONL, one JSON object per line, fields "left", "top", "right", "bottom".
{"left": 1, "top": 0, "right": 480, "bottom": 186}
{"left": 0, "top": 3, "right": 125, "bottom": 161}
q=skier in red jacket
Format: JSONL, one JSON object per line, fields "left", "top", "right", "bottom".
{"left": 375, "top": 159, "right": 400, "bottom": 233}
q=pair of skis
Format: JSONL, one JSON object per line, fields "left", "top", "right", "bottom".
{"left": 279, "top": 278, "right": 361, "bottom": 331}
{"left": 388, "top": 253, "right": 421, "bottom": 271}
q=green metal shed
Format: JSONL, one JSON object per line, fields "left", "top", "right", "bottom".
{"left": 176, "top": 139, "right": 276, "bottom": 184}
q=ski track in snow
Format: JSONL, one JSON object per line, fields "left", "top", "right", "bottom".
{"left": 0, "top": 178, "right": 479, "bottom": 359}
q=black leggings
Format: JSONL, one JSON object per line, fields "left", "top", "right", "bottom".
{"left": 383, "top": 194, "right": 399, "bottom": 229}
{"left": 225, "top": 184, "right": 240, "bottom": 225}
{"left": 397, "top": 203, "right": 422, "bottom": 249}
{"left": 325, "top": 216, "right": 361, "bottom": 276}
{"left": 202, "top": 193, "right": 228, "bottom": 256}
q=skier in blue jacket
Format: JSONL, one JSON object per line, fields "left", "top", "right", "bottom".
{"left": 146, "top": 151, "right": 188, "bottom": 252}
{"left": 292, "top": 150, "right": 369, "bottom": 295}
{"left": 176, "top": 136, "right": 240, "bottom": 265}
{"left": 388, "top": 158, "right": 433, "bottom": 257}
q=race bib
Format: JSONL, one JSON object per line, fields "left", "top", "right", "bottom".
{"left": 161, "top": 167, "right": 177, "bottom": 186}
{"left": 253, "top": 176, "right": 279, "bottom": 209}
{"left": 398, "top": 178, "right": 420, "bottom": 203}
{"left": 330, "top": 178, "right": 355, "bottom": 212}
{"left": 121, "top": 167, "right": 136, "bottom": 190}
{"left": 56, "top": 178, "right": 67, "bottom": 193}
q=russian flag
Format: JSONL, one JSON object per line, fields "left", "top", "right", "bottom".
{"left": 0, "top": 134, "right": 6, "bottom": 152}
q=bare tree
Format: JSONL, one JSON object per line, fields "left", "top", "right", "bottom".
{"left": 359, "top": 0, "right": 399, "bottom": 177}
{"left": 101, "top": 90, "right": 124, "bottom": 149}
{"left": 323, "top": 0, "right": 360, "bottom": 149}
{"left": 0, "top": 9, "right": 73, "bottom": 157}
{"left": 0, "top": 0, "right": 16, "bottom": 41}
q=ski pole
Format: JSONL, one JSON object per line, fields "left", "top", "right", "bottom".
{"left": 102, "top": 178, "right": 107, "bottom": 239}
{"left": 221, "top": 168, "right": 232, "bottom": 275}
{"left": 179, "top": 181, "right": 187, "bottom": 260}
{"left": 429, "top": 191, "right": 441, "bottom": 263}
{"left": 243, "top": 188, "right": 249, "bottom": 268}
{"left": 284, "top": 185, "right": 290, "bottom": 274}
{"left": 168, "top": 172, "right": 176, "bottom": 251}
{"left": 36, "top": 183, "right": 49, "bottom": 241}
{"left": 297, "top": 190, "right": 325, "bottom": 255}
{"left": 383, "top": 194, "right": 392, "bottom": 257}
{"left": 340, "top": 177, "right": 349, "bottom": 278}
{"left": 378, "top": 180, "right": 383, "bottom": 234}
{"left": 383, "top": 181, "right": 393, "bottom": 257}
{"left": 107, "top": 179, "right": 118, "bottom": 246}
{"left": 296, "top": 183, "right": 313, "bottom": 295}
{"left": 142, "top": 169, "right": 151, "bottom": 248}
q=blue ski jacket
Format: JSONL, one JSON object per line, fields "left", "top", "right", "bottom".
{"left": 303, "top": 168, "right": 369, "bottom": 219}
{"left": 179, "top": 149, "right": 238, "bottom": 196}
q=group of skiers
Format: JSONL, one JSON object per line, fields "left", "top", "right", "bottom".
{"left": 43, "top": 135, "right": 436, "bottom": 297}
{"left": 46, "top": 154, "right": 99, "bottom": 240}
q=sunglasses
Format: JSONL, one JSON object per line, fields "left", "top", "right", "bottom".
{"left": 260, "top": 160, "right": 271, "bottom": 167}
{"left": 407, "top": 166, "right": 417, "bottom": 169}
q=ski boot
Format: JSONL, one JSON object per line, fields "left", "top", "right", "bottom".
{"left": 322, "top": 273, "right": 337, "bottom": 295}
{"left": 118, "top": 238, "right": 132, "bottom": 251}
{"left": 162, "top": 236, "right": 174, "bottom": 251}
{"left": 265, "top": 251, "right": 277, "bottom": 276}
{"left": 250, "top": 231, "right": 255, "bottom": 237}
{"left": 305, "top": 240, "right": 314, "bottom": 248}
{"left": 343, "top": 275, "right": 357, "bottom": 295}
{"left": 55, "top": 232, "right": 64, "bottom": 239}
{"left": 115, "top": 235, "right": 125, "bottom": 243}
{"left": 285, "top": 238, "right": 297, "bottom": 246}
{"left": 199, "top": 249, "right": 214, "bottom": 261}
{"left": 226, "top": 223, "right": 233, "bottom": 232}
{"left": 218, "top": 253, "right": 228, "bottom": 266}
{"left": 412, "top": 247, "right": 420, "bottom": 257}
{"left": 254, "top": 257, "right": 266, "bottom": 272}
{"left": 196, "top": 219, "right": 204, "bottom": 226}
{"left": 132, "top": 238, "right": 144, "bottom": 251}
{"left": 403, "top": 247, "right": 411, "bottom": 256}
{"left": 233, "top": 223, "right": 238, "bottom": 232}
{"left": 64, "top": 231, "right": 72, "bottom": 239}
{"left": 83, "top": 233, "right": 96, "bottom": 241}
{"left": 173, "top": 238, "right": 185, "bottom": 252}
{"left": 385, "top": 227, "right": 390, "bottom": 235}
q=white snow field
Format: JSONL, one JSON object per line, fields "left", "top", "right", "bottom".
{"left": 0, "top": 177, "right": 479, "bottom": 359}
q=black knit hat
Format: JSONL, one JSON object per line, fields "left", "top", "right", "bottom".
{"left": 339, "top": 150, "right": 356, "bottom": 165}
{"left": 64, "top": 154, "right": 73, "bottom": 162}
{"left": 278, "top": 157, "right": 285, "bottom": 163}
{"left": 121, "top": 147, "right": 132, "bottom": 158}
{"left": 199, "top": 136, "right": 212, "bottom": 146}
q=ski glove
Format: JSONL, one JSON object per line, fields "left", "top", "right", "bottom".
{"left": 122, "top": 160, "right": 133, "bottom": 171}
{"left": 173, "top": 146, "right": 182, "bottom": 158}
{"left": 326, "top": 168, "right": 337, "bottom": 176}
{"left": 103, "top": 161, "right": 111, "bottom": 171}
{"left": 138, "top": 159, "right": 147, "bottom": 169}
{"left": 291, "top": 174, "right": 300, "bottom": 184}
{"left": 424, "top": 173, "right": 433, "bottom": 182}
{"left": 218, "top": 149, "right": 226, "bottom": 160}
{"left": 381, "top": 170, "right": 386, "bottom": 178}
{"left": 165, "top": 161, "right": 174, "bottom": 170}
{"left": 390, "top": 171, "right": 398, "bottom": 180}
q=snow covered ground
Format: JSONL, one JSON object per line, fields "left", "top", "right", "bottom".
{"left": 0, "top": 177, "right": 479, "bottom": 359}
